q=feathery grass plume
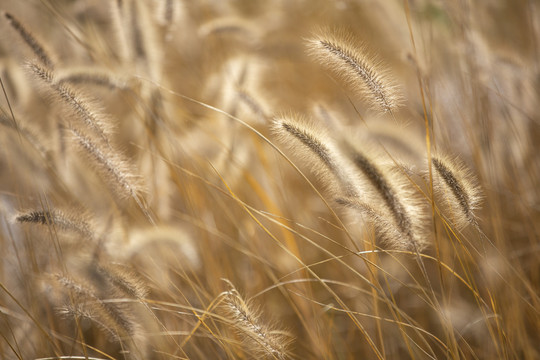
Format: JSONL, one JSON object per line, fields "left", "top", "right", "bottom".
{"left": 336, "top": 197, "right": 419, "bottom": 250}
{"left": 54, "top": 271, "right": 149, "bottom": 359}
{"left": 198, "top": 17, "right": 259, "bottom": 40}
{"left": 27, "top": 62, "right": 111, "bottom": 145}
{"left": 431, "top": 154, "right": 483, "bottom": 229}
{"left": 70, "top": 127, "right": 142, "bottom": 200}
{"left": 307, "top": 30, "right": 402, "bottom": 113}
{"left": 221, "top": 280, "right": 292, "bottom": 360}
{"left": 126, "top": 226, "right": 201, "bottom": 271}
{"left": 14, "top": 209, "right": 96, "bottom": 241}
{"left": 342, "top": 144, "right": 427, "bottom": 250}
{"left": 96, "top": 262, "right": 149, "bottom": 299}
{"left": 56, "top": 68, "right": 128, "bottom": 90}
{"left": 237, "top": 88, "right": 269, "bottom": 124}
{"left": 3, "top": 12, "right": 55, "bottom": 69}
{"left": 272, "top": 114, "right": 359, "bottom": 197}
{"left": 57, "top": 302, "right": 121, "bottom": 342}
{"left": 54, "top": 274, "right": 136, "bottom": 341}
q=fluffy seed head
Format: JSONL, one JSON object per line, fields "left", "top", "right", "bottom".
{"left": 14, "top": 209, "right": 96, "bottom": 241}
{"left": 3, "top": 12, "right": 55, "bottom": 68}
{"left": 307, "top": 30, "right": 402, "bottom": 113}
{"left": 70, "top": 127, "right": 142, "bottom": 200}
{"left": 221, "top": 280, "right": 292, "bottom": 360}
{"left": 272, "top": 114, "right": 359, "bottom": 197}
{"left": 431, "top": 153, "right": 483, "bottom": 230}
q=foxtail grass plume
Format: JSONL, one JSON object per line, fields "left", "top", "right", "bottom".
{"left": 3, "top": 12, "right": 55, "bottom": 69}
{"left": 15, "top": 209, "right": 96, "bottom": 241}
{"left": 221, "top": 280, "right": 292, "bottom": 360}
{"left": 70, "top": 127, "right": 142, "bottom": 201}
{"left": 27, "top": 62, "right": 112, "bottom": 145}
{"left": 56, "top": 68, "right": 128, "bottom": 90}
{"left": 336, "top": 197, "right": 418, "bottom": 250}
{"left": 307, "top": 30, "right": 402, "bottom": 113}
{"left": 54, "top": 274, "right": 136, "bottom": 342}
{"left": 431, "top": 154, "right": 483, "bottom": 230}
{"left": 342, "top": 145, "right": 427, "bottom": 250}
{"left": 272, "top": 114, "right": 359, "bottom": 197}
{"left": 96, "top": 262, "right": 149, "bottom": 300}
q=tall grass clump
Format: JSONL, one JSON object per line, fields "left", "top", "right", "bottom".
{"left": 0, "top": 1, "right": 538, "bottom": 359}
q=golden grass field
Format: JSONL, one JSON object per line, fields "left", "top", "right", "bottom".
{"left": 0, "top": 0, "right": 539, "bottom": 359}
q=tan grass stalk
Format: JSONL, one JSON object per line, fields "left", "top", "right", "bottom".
{"left": 307, "top": 31, "right": 402, "bottom": 113}
{"left": 128, "top": 0, "right": 146, "bottom": 62}
{"left": 112, "top": 0, "right": 161, "bottom": 80}
{"left": 431, "top": 154, "right": 483, "bottom": 229}
{"left": 158, "top": 0, "right": 176, "bottom": 26}
{"left": 221, "top": 280, "right": 292, "bottom": 360}
{"left": 3, "top": 12, "right": 55, "bottom": 69}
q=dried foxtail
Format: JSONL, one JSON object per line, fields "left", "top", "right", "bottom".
{"left": 14, "top": 209, "right": 96, "bottom": 241}
{"left": 53, "top": 272, "right": 148, "bottom": 359}
{"left": 237, "top": 88, "right": 269, "bottom": 124}
{"left": 96, "top": 262, "right": 149, "bottom": 300}
{"left": 27, "top": 62, "right": 112, "bottom": 146}
{"left": 337, "top": 142, "right": 428, "bottom": 250}
{"left": 307, "top": 31, "right": 402, "bottom": 113}
{"left": 54, "top": 274, "right": 136, "bottom": 342}
{"left": 336, "top": 198, "right": 416, "bottom": 250}
{"left": 221, "top": 280, "right": 292, "bottom": 360}
{"left": 56, "top": 68, "right": 128, "bottom": 90}
{"left": 272, "top": 114, "right": 359, "bottom": 197}
{"left": 431, "top": 154, "right": 483, "bottom": 230}
{"left": 69, "top": 127, "right": 142, "bottom": 201}
{"left": 3, "top": 12, "right": 55, "bottom": 68}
